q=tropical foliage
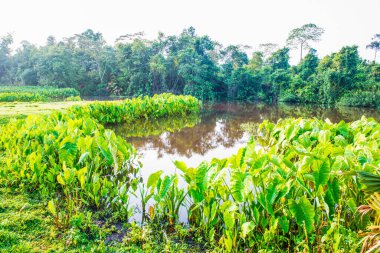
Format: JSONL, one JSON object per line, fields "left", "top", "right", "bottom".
{"left": 163, "top": 117, "right": 379, "bottom": 251}
{"left": 0, "top": 112, "right": 140, "bottom": 223}
{"left": 1, "top": 28, "right": 379, "bottom": 107}
{"left": 1, "top": 93, "right": 379, "bottom": 252}
{"left": 358, "top": 172, "right": 380, "bottom": 252}
{"left": 113, "top": 113, "right": 200, "bottom": 138}
{"left": 70, "top": 93, "right": 201, "bottom": 124}
{"left": 0, "top": 94, "right": 200, "bottom": 225}
{"left": 0, "top": 86, "right": 80, "bottom": 102}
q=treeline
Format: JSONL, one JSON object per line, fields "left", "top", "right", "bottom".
{"left": 0, "top": 26, "right": 379, "bottom": 106}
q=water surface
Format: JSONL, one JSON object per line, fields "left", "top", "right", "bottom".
{"left": 112, "top": 102, "right": 380, "bottom": 180}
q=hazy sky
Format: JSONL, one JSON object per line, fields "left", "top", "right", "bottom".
{"left": 1, "top": 0, "right": 379, "bottom": 63}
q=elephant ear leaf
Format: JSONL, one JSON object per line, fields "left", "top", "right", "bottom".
{"left": 241, "top": 222, "right": 255, "bottom": 239}
{"left": 174, "top": 160, "right": 188, "bottom": 173}
{"left": 230, "top": 171, "right": 250, "bottom": 203}
{"left": 289, "top": 196, "right": 315, "bottom": 233}
{"left": 358, "top": 172, "right": 380, "bottom": 194}
{"left": 313, "top": 161, "right": 330, "bottom": 189}
{"left": 147, "top": 170, "right": 163, "bottom": 189}
{"left": 59, "top": 142, "right": 78, "bottom": 166}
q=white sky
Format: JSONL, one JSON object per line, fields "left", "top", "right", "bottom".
{"left": 1, "top": 0, "right": 379, "bottom": 64}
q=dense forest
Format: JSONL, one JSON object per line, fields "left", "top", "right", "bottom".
{"left": 0, "top": 25, "right": 379, "bottom": 107}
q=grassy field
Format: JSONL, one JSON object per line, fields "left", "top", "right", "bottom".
{"left": 0, "top": 188, "right": 203, "bottom": 253}
{"left": 0, "top": 101, "right": 88, "bottom": 125}
{"left": 0, "top": 86, "right": 80, "bottom": 103}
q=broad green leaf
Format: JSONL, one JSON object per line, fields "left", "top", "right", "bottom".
{"left": 283, "top": 158, "right": 296, "bottom": 171}
{"left": 236, "top": 147, "right": 246, "bottom": 167}
{"left": 347, "top": 198, "right": 356, "bottom": 214}
{"left": 330, "top": 178, "right": 340, "bottom": 203}
{"left": 231, "top": 171, "right": 250, "bottom": 202}
{"left": 156, "top": 176, "right": 174, "bottom": 201}
{"left": 77, "top": 152, "right": 89, "bottom": 165}
{"left": 59, "top": 142, "right": 78, "bottom": 166}
{"left": 241, "top": 222, "right": 255, "bottom": 239}
{"left": 318, "top": 130, "right": 331, "bottom": 144}
{"left": 279, "top": 216, "right": 289, "bottom": 233}
{"left": 289, "top": 196, "right": 315, "bottom": 233}
{"left": 57, "top": 174, "right": 65, "bottom": 185}
{"left": 313, "top": 161, "right": 330, "bottom": 189}
{"left": 147, "top": 170, "right": 163, "bottom": 189}
{"left": 359, "top": 172, "right": 380, "bottom": 194}
{"left": 324, "top": 190, "right": 335, "bottom": 216}
{"left": 48, "top": 200, "right": 57, "bottom": 216}
{"left": 223, "top": 209, "right": 235, "bottom": 229}
{"left": 119, "top": 184, "right": 127, "bottom": 195}
{"left": 174, "top": 160, "right": 187, "bottom": 173}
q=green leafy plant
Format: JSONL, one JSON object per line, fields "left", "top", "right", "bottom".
{"left": 70, "top": 93, "right": 201, "bottom": 124}
{"left": 168, "top": 117, "right": 380, "bottom": 251}
{"left": 0, "top": 86, "right": 80, "bottom": 102}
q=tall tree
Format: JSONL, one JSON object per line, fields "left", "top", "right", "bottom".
{"left": 267, "top": 47, "right": 290, "bottom": 70}
{"left": 259, "top": 43, "right": 279, "bottom": 59}
{"left": 14, "top": 41, "right": 39, "bottom": 85}
{"left": 46, "top": 36, "right": 57, "bottom": 46}
{"left": 0, "top": 33, "right": 13, "bottom": 83}
{"left": 72, "top": 29, "right": 110, "bottom": 84}
{"left": 220, "top": 45, "right": 249, "bottom": 99}
{"left": 366, "top": 34, "right": 380, "bottom": 62}
{"left": 296, "top": 48, "right": 319, "bottom": 80}
{"left": 247, "top": 51, "right": 264, "bottom": 71}
{"left": 286, "top": 23, "right": 324, "bottom": 61}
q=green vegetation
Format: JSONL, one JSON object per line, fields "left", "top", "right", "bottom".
{"left": 0, "top": 94, "right": 203, "bottom": 252}
{"left": 0, "top": 94, "right": 200, "bottom": 214}
{"left": 113, "top": 113, "right": 200, "bottom": 138}
{"left": 1, "top": 90, "right": 379, "bottom": 252}
{"left": 0, "top": 101, "right": 86, "bottom": 125}
{"left": 0, "top": 188, "right": 205, "bottom": 252}
{"left": 70, "top": 93, "right": 201, "bottom": 124}
{"left": 0, "top": 86, "right": 80, "bottom": 102}
{"left": 0, "top": 27, "right": 379, "bottom": 107}
{"left": 358, "top": 172, "right": 380, "bottom": 252}
{"left": 175, "top": 117, "right": 379, "bottom": 252}
{"left": 65, "top": 96, "right": 82, "bottom": 102}
{"left": 0, "top": 113, "right": 140, "bottom": 221}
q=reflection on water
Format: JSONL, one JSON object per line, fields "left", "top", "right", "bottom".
{"left": 111, "top": 102, "right": 380, "bottom": 179}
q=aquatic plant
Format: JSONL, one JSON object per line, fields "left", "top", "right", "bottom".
{"left": 70, "top": 93, "right": 201, "bottom": 124}
{"left": 0, "top": 112, "right": 140, "bottom": 225}
{"left": 0, "top": 86, "right": 80, "bottom": 102}
{"left": 1, "top": 93, "right": 379, "bottom": 252}
{"left": 167, "top": 117, "right": 380, "bottom": 251}
{"left": 0, "top": 94, "right": 200, "bottom": 226}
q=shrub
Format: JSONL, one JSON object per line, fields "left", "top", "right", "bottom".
{"left": 337, "top": 90, "right": 380, "bottom": 107}
{"left": 0, "top": 92, "right": 44, "bottom": 102}
{"left": 65, "top": 96, "right": 82, "bottom": 101}
{"left": 70, "top": 93, "right": 202, "bottom": 124}
{"left": 0, "top": 86, "right": 80, "bottom": 102}
{"left": 0, "top": 112, "right": 140, "bottom": 223}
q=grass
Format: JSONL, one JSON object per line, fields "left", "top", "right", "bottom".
{"left": 0, "top": 187, "right": 205, "bottom": 252}
{"left": 0, "top": 101, "right": 89, "bottom": 125}
{"left": 0, "top": 187, "right": 117, "bottom": 252}
{"left": 0, "top": 86, "right": 80, "bottom": 103}
{"left": 0, "top": 187, "right": 57, "bottom": 252}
